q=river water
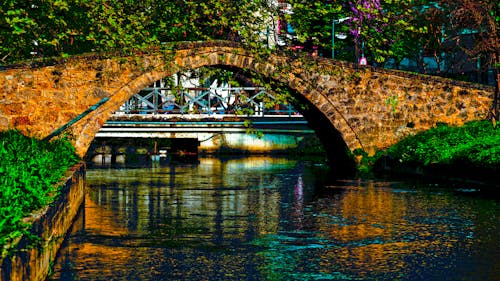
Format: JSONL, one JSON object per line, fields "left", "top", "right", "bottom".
{"left": 50, "top": 156, "right": 498, "bottom": 281}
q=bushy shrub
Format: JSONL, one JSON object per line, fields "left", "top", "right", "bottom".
{"left": 380, "top": 120, "right": 500, "bottom": 169}
{"left": 0, "top": 130, "right": 79, "bottom": 253}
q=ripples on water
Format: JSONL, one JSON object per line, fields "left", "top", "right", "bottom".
{"left": 50, "top": 156, "right": 498, "bottom": 281}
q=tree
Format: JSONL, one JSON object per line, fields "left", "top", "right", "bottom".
{"left": 0, "top": 0, "right": 87, "bottom": 62}
{"left": 408, "top": 2, "right": 448, "bottom": 74}
{"left": 439, "top": 0, "right": 499, "bottom": 119}
{"left": 0, "top": 0, "right": 274, "bottom": 63}
{"left": 345, "top": 0, "right": 429, "bottom": 65}
{"left": 83, "top": 0, "right": 159, "bottom": 53}
{"left": 283, "top": 1, "right": 345, "bottom": 56}
{"left": 283, "top": 1, "right": 428, "bottom": 64}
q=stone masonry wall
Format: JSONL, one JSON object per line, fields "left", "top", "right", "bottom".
{"left": 0, "top": 41, "right": 495, "bottom": 157}
{"left": 0, "top": 163, "right": 85, "bottom": 281}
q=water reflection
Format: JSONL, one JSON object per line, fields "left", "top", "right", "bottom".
{"left": 50, "top": 157, "right": 498, "bottom": 281}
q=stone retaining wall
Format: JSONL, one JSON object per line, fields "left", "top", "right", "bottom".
{"left": 0, "top": 163, "right": 85, "bottom": 281}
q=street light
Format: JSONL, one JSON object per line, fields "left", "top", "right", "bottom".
{"left": 332, "top": 17, "right": 351, "bottom": 59}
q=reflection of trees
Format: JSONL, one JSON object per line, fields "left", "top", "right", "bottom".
{"left": 310, "top": 183, "right": 414, "bottom": 275}
{"left": 56, "top": 160, "right": 495, "bottom": 280}
{"left": 68, "top": 157, "right": 295, "bottom": 279}
{"left": 308, "top": 182, "right": 482, "bottom": 278}
{"left": 83, "top": 157, "right": 291, "bottom": 242}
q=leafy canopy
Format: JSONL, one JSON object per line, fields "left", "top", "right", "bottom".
{"left": 0, "top": 0, "right": 273, "bottom": 63}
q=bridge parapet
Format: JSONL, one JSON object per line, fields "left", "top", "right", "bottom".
{"left": 0, "top": 41, "right": 495, "bottom": 162}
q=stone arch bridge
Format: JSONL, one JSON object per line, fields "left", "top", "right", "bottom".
{"left": 0, "top": 41, "right": 495, "bottom": 169}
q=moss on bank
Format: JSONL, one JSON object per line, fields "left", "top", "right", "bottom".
{"left": 0, "top": 130, "right": 79, "bottom": 254}
{"left": 357, "top": 120, "right": 499, "bottom": 182}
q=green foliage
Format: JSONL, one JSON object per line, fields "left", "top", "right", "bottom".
{"left": 380, "top": 120, "right": 500, "bottom": 169}
{"left": 84, "top": 0, "right": 159, "bottom": 53}
{"left": 243, "top": 120, "right": 264, "bottom": 138}
{"left": 0, "top": 0, "right": 93, "bottom": 62}
{"left": 0, "top": 130, "right": 79, "bottom": 253}
{"left": 285, "top": 1, "right": 344, "bottom": 51}
{"left": 283, "top": 0, "right": 497, "bottom": 75}
{"left": 371, "top": 0, "right": 428, "bottom": 64}
{"left": 285, "top": 0, "right": 427, "bottom": 64}
{"left": 1, "top": 0, "right": 497, "bottom": 79}
{"left": 0, "top": 0, "right": 273, "bottom": 63}
{"left": 385, "top": 95, "right": 399, "bottom": 113}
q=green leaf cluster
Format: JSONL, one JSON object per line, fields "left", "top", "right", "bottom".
{"left": 381, "top": 120, "right": 500, "bottom": 169}
{"left": 284, "top": 1, "right": 343, "bottom": 49}
{"left": 0, "top": 130, "right": 79, "bottom": 254}
{"left": 0, "top": 0, "right": 274, "bottom": 63}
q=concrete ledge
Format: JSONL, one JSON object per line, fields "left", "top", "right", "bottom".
{"left": 0, "top": 163, "right": 85, "bottom": 281}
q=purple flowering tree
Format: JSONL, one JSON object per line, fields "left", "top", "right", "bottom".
{"left": 347, "top": 0, "right": 384, "bottom": 62}
{"left": 346, "top": 0, "right": 423, "bottom": 65}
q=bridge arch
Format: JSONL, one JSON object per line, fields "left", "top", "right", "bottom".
{"left": 0, "top": 41, "right": 495, "bottom": 168}
{"left": 73, "top": 46, "right": 361, "bottom": 171}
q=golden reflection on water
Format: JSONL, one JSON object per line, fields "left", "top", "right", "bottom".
{"left": 50, "top": 157, "right": 498, "bottom": 280}
{"left": 83, "top": 193, "right": 129, "bottom": 236}
{"left": 84, "top": 157, "right": 289, "bottom": 240}
{"left": 302, "top": 180, "right": 491, "bottom": 279}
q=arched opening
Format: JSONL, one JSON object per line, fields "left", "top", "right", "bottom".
{"left": 81, "top": 64, "right": 356, "bottom": 177}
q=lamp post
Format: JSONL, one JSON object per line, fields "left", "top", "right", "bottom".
{"left": 332, "top": 17, "right": 350, "bottom": 59}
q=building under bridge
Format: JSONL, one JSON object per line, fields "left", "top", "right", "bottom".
{"left": 86, "top": 81, "right": 317, "bottom": 165}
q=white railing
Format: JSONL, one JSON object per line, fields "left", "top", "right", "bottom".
{"left": 115, "top": 86, "right": 299, "bottom": 117}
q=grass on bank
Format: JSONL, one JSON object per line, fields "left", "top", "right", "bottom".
{"left": 0, "top": 130, "right": 79, "bottom": 254}
{"left": 358, "top": 120, "right": 500, "bottom": 174}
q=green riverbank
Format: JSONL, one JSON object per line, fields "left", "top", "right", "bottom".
{"left": 0, "top": 130, "right": 79, "bottom": 255}
{"left": 358, "top": 120, "right": 500, "bottom": 187}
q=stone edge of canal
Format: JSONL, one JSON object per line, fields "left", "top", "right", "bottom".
{"left": 0, "top": 163, "right": 85, "bottom": 281}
